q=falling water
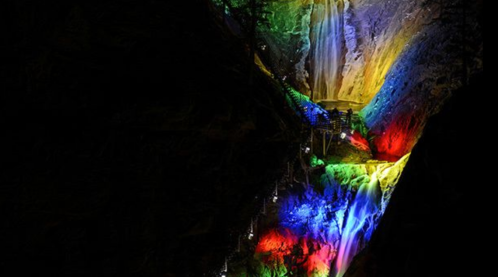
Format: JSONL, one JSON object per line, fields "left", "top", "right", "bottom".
{"left": 333, "top": 173, "right": 380, "bottom": 277}
{"left": 310, "top": 0, "right": 343, "bottom": 101}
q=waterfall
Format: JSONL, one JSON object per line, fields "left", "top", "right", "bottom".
{"left": 332, "top": 173, "right": 380, "bottom": 277}
{"left": 310, "top": 0, "right": 343, "bottom": 101}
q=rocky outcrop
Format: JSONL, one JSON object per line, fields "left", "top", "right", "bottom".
{"left": 246, "top": 0, "right": 482, "bottom": 108}
{"left": 221, "top": 0, "right": 482, "bottom": 159}
{"left": 251, "top": 0, "right": 436, "bottom": 103}
{"left": 343, "top": 72, "right": 483, "bottom": 277}
{"left": 337, "top": 0, "right": 430, "bottom": 103}
{"left": 361, "top": 0, "right": 483, "bottom": 158}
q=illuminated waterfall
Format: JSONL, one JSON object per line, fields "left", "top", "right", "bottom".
{"left": 333, "top": 173, "right": 380, "bottom": 277}
{"left": 208, "top": 1, "right": 442, "bottom": 275}
{"left": 310, "top": 0, "right": 343, "bottom": 101}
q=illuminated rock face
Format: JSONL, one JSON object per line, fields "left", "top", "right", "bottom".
{"left": 305, "top": 0, "right": 432, "bottom": 103}
{"left": 214, "top": 0, "right": 481, "bottom": 107}
{"left": 258, "top": 0, "right": 315, "bottom": 94}
{"left": 253, "top": 0, "right": 482, "bottom": 157}
{"left": 337, "top": 0, "right": 429, "bottom": 104}
{"left": 257, "top": 0, "right": 432, "bottom": 104}
{"left": 252, "top": 157, "right": 410, "bottom": 277}
{"left": 360, "top": 3, "right": 482, "bottom": 158}
{"left": 221, "top": 0, "right": 470, "bottom": 159}
{"left": 209, "top": 0, "right": 481, "bottom": 276}
{"left": 254, "top": 0, "right": 436, "bottom": 158}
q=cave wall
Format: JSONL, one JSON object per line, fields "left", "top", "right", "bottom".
{"left": 342, "top": 72, "right": 483, "bottom": 277}
{"left": 239, "top": 0, "right": 436, "bottom": 103}
{"left": 226, "top": 0, "right": 483, "bottom": 158}
{"left": 220, "top": 0, "right": 481, "bottom": 104}
{"left": 338, "top": 0, "right": 430, "bottom": 103}
{"left": 215, "top": 0, "right": 482, "bottom": 158}
{"left": 261, "top": 0, "right": 314, "bottom": 94}
{"left": 361, "top": 0, "right": 483, "bottom": 158}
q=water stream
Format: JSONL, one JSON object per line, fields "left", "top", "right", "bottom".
{"left": 310, "top": 0, "right": 344, "bottom": 101}
{"left": 333, "top": 172, "right": 380, "bottom": 277}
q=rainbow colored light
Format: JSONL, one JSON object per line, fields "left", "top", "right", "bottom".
{"left": 249, "top": 157, "right": 409, "bottom": 277}
{"left": 209, "top": 1, "right": 440, "bottom": 276}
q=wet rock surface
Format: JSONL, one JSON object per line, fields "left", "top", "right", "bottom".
{"left": 343, "top": 73, "right": 483, "bottom": 277}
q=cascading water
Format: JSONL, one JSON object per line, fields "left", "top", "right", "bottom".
{"left": 207, "top": 0, "right": 466, "bottom": 275}
{"left": 310, "top": 0, "right": 343, "bottom": 101}
{"left": 241, "top": 160, "right": 408, "bottom": 277}
{"left": 332, "top": 173, "right": 380, "bottom": 277}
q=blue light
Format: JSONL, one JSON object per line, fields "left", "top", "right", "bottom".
{"left": 279, "top": 182, "right": 349, "bottom": 243}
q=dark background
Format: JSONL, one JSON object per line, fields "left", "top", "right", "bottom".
{"left": 1, "top": 1, "right": 299, "bottom": 276}
{"left": 1, "top": 0, "right": 482, "bottom": 276}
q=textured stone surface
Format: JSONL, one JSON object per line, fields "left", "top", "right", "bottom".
{"left": 256, "top": 0, "right": 481, "bottom": 108}
{"left": 260, "top": 0, "right": 314, "bottom": 94}
{"left": 254, "top": 0, "right": 482, "bottom": 159}
{"left": 342, "top": 72, "right": 483, "bottom": 277}
{"left": 337, "top": 0, "right": 429, "bottom": 103}
{"left": 361, "top": 0, "right": 483, "bottom": 158}
{"left": 257, "top": 0, "right": 433, "bottom": 103}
